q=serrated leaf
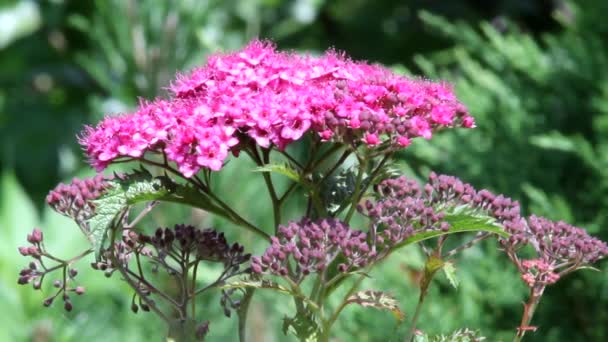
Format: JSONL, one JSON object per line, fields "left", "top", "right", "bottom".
{"left": 253, "top": 163, "right": 300, "bottom": 182}
{"left": 394, "top": 214, "right": 508, "bottom": 250}
{"left": 222, "top": 279, "right": 320, "bottom": 311}
{"left": 321, "top": 168, "right": 356, "bottom": 213}
{"left": 346, "top": 290, "right": 404, "bottom": 321}
{"left": 282, "top": 312, "right": 320, "bottom": 341}
{"left": 427, "top": 328, "right": 486, "bottom": 342}
{"left": 86, "top": 167, "right": 224, "bottom": 259}
{"left": 443, "top": 261, "right": 459, "bottom": 289}
{"left": 221, "top": 279, "right": 292, "bottom": 295}
{"left": 88, "top": 192, "right": 126, "bottom": 258}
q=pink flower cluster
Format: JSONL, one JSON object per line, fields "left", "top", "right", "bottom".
{"left": 520, "top": 259, "right": 560, "bottom": 288}
{"left": 80, "top": 40, "right": 473, "bottom": 178}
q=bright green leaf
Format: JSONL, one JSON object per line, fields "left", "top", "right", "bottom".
{"left": 443, "top": 261, "right": 459, "bottom": 289}
{"left": 253, "top": 163, "right": 300, "bottom": 182}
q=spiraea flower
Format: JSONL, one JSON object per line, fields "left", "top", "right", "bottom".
{"left": 137, "top": 224, "right": 251, "bottom": 270}
{"left": 251, "top": 219, "right": 374, "bottom": 282}
{"left": 80, "top": 40, "right": 473, "bottom": 178}
{"left": 46, "top": 174, "right": 112, "bottom": 227}
{"left": 502, "top": 215, "right": 608, "bottom": 290}
{"left": 360, "top": 172, "right": 523, "bottom": 250}
{"left": 17, "top": 227, "right": 85, "bottom": 311}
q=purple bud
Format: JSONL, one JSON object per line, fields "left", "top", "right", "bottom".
{"left": 43, "top": 297, "right": 54, "bottom": 307}
{"left": 18, "top": 276, "right": 30, "bottom": 285}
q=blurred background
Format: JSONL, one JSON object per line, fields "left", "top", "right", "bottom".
{"left": 1, "top": 0, "right": 607, "bottom": 341}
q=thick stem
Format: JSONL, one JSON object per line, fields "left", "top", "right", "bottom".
{"left": 405, "top": 292, "right": 427, "bottom": 342}
{"left": 405, "top": 255, "right": 442, "bottom": 342}
{"left": 513, "top": 289, "right": 543, "bottom": 342}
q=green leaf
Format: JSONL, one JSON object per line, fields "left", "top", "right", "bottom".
{"left": 282, "top": 311, "right": 320, "bottom": 341}
{"left": 346, "top": 290, "right": 404, "bottom": 321}
{"left": 443, "top": 261, "right": 459, "bottom": 289}
{"left": 426, "top": 328, "right": 486, "bottom": 342}
{"left": 253, "top": 163, "right": 300, "bottom": 182}
{"left": 222, "top": 279, "right": 320, "bottom": 312}
{"left": 394, "top": 214, "right": 508, "bottom": 250}
{"left": 221, "top": 279, "right": 293, "bottom": 295}
{"left": 87, "top": 168, "right": 166, "bottom": 256}
{"left": 320, "top": 168, "right": 356, "bottom": 213}
{"left": 86, "top": 167, "right": 224, "bottom": 258}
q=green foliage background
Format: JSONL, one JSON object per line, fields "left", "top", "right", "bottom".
{"left": 0, "top": 0, "right": 606, "bottom": 341}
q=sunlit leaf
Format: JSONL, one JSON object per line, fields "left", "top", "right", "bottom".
{"left": 346, "top": 290, "right": 404, "bottom": 321}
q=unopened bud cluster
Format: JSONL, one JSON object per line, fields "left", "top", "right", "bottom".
{"left": 17, "top": 228, "right": 85, "bottom": 311}
{"left": 251, "top": 219, "right": 374, "bottom": 281}
{"left": 360, "top": 173, "right": 523, "bottom": 250}
{"left": 137, "top": 224, "right": 251, "bottom": 268}
{"left": 46, "top": 174, "right": 112, "bottom": 226}
{"left": 365, "top": 173, "right": 608, "bottom": 290}
{"left": 502, "top": 215, "right": 608, "bottom": 290}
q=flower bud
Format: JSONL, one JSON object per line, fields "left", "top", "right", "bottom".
{"left": 43, "top": 297, "right": 54, "bottom": 307}
{"left": 18, "top": 276, "right": 30, "bottom": 285}
{"left": 64, "top": 301, "right": 73, "bottom": 312}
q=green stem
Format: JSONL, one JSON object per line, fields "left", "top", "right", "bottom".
{"left": 405, "top": 291, "right": 427, "bottom": 342}
{"left": 108, "top": 222, "right": 171, "bottom": 324}
{"left": 344, "top": 156, "right": 367, "bottom": 223}
{"left": 310, "top": 144, "right": 342, "bottom": 171}
{"left": 324, "top": 273, "right": 366, "bottom": 334}
{"left": 138, "top": 157, "right": 270, "bottom": 240}
{"left": 261, "top": 148, "right": 282, "bottom": 230}
{"left": 238, "top": 288, "right": 255, "bottom": 342}
{"left": 405, "top": 255, "right": 442, "bottom": 342}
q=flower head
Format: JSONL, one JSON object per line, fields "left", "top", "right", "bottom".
{"left": 46, "top": 174, "right": 112, "bottom": 226}
{"left": 80, "top": 40, "right": 473, "bottom": 178}
{"left": 502, "top": 215, "right": 608, "bottom": 289}
{"left": 251, "top": 219, "right": 374, "bottom": 281}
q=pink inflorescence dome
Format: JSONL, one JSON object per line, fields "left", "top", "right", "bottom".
{"left": 80, "top": 40, "right": 474, "bottom": 177}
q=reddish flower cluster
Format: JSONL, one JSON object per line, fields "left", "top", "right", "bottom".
{"left": 46, "top": 174, "right": 112, "bottom": 226}
{"left": 503, "top": 215, "right": 608, "bottom": 289}
{"left": 251, "top": 219, "right": 373, "bottom": 281}
{"left": 80, "top": 40, "right": 473, "bottom": 178}
{"left": 520, "top": 259, "right": 560, "bottom": 288}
